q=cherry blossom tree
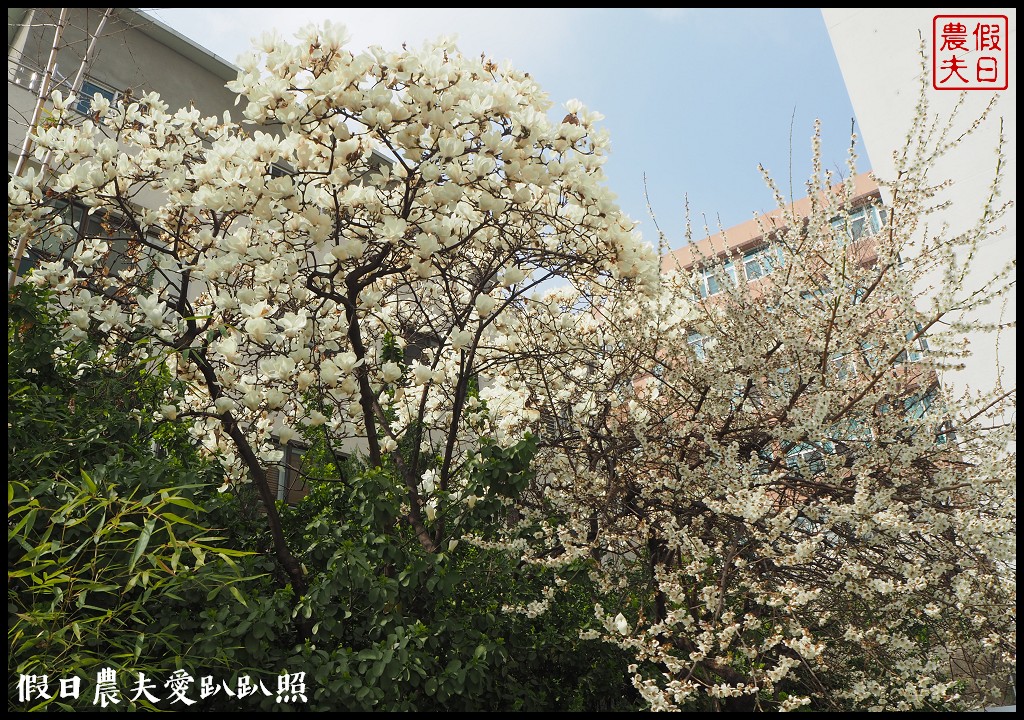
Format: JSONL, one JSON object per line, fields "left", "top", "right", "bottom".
{"left": 491, "top": 109, "right": 1016, "bottom": 709}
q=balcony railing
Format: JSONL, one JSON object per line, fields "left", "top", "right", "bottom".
{"left": 8, "top": 57, "right": 66, "bottom": 94}
{"left": 8, "top": 57, "right": 118, "bottom": 114}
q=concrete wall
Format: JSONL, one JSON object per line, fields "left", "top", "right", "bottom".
{"left": 822, "top": 9, "right": 1016, "bottom": 407}
{"left": 8, "top": 8, "right": 240, "bottom": 175}
{"left": 10, "top": 8, "right": 238, "bottom": 116}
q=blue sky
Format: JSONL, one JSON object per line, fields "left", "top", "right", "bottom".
{"left": 147, "top": 8, "right": 865, "bottom": 251}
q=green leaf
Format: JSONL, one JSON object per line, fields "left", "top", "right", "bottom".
{"left": 164, "top": 496, "right": 203, "bottom": 512}
{"left": 11, "top": 507, "right": 38, "bottom": 537}
{"left": 160, "top": 512, "right": 205, "bottom": 529}
{"left": 129, "top": 518, "right": 156, "bottom": 572}
{"left": 80, "top": 468, "right": 97, "bottom": 493}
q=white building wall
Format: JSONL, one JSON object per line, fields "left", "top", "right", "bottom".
{"left": 822, "top": 8, "right": 1016, "bottom": 409}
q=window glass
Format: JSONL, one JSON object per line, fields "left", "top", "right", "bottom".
{"left": 21, "top": 200, "right": 157, "bottom": 285}
{"left": 742, "top": 246, "right": 782, "bottom": 281}
{"left": 74, "top": 79, "right": 117, "bottom": 116}
{"left": 904, "top": 389, "right": 936, "bottom": 420}
{"left": 284, "top": 447, "right": 308, "bottom": 503}
{"left": 830, "top": 204, "right": 884, "bottom": 246}
{"left": 785, "top": 443, "right": 826, "bottom": 474}
{"left": 687, "top": 331, "right": 706, "bottom": 360}
{"left": 699, "top": 262, "right": 736, "bottom": 297}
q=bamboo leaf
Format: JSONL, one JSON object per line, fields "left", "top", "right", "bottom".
{"left": 228, "top": 585, "right": 248, "bottom": 607}
{"left": 80, "top": 468, "right": 97, "bottom": 493}
{"left": 129, "top": 518, "right": 156, "bottom": 572}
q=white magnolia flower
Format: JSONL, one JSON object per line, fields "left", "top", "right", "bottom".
{"left": 330, "top": 236, "right": 365, "bottom": 261}
{"left": 382, "top": 362, "right": 403, "bottom": 383}
{"left": 500, "top": 266, "right": 528, "bottom": 287}
{"left": 613, "top": 613, "right": 630, "bottom": 635}
{"left": 296, "top": 370, "right": 315, "bottom": 391}
{"left": 411, "top": 363, "right": 433, "bottom": 386}
{"left": 50, "top": 89, "right": 72, "bottom": 112}
{"left": 244, "top": 316, "right": 272, "bottom": 343}
{"left": 475, "top": 294, "right": 497, "bottom": 316}
{"left": 266, "top": 388, "right": 286, "bottom": 409}
{"left": 415, "top": 233, "right": 440, "bottom": 259}
{"left": 336, "top": 352, "right": 362, "bottom": 372}
{"left": 69, "top": 309, "right": 91, "bottom": 331}
{"left": 276, "top": 311, "right": 308, "bottom": 338}
{"left": 450, "top": 328, "right": 473, "bottom": 351}
{"left": 242, "top": 388, "right": 262, "bottom": 411}
{"left": 275, "top": 423, "right": 299, "bottom": 446}
{"left": 240, "top": 299, "right": 271, "bottom": 319}
{"left": 419, "top": 468, "right": 437, "bottom": 495}
{"left": 320, "top": 359, "right": 342, "bottom": 387}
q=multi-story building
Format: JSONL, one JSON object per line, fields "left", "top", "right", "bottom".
{"left": 6, "top": 11, "right": 962, "bottom": 504}
{"left": 655, "top": 172, "right": 946, "bottom": 472}
{"left": 8, "top": 8, "right": 240, "bottom": 167}
{"left": 661, "top": 172, "right": 885, "bottom": 289}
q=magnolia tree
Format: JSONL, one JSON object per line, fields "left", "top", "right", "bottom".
{"left": 491, "top": 112, "right": 1016, "bottom": 707}
{"left": 8, "top": 24, "right": 654, "bottom": 597}
{"left": 7, "top": 23, "right": 1015, "bottom": 711}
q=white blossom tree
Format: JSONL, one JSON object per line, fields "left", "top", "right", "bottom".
{"left": 491, "top": 106, "right": 1015, "bottom": 709}
{"left": 7, "top": 23, "right": 655, "bottom": 598}
{"left": 7, "top": 23, "right": 1014, "bottom": 711}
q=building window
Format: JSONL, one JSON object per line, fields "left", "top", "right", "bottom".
{"left": 935, "top": 419, "right": 957, "bottom": 445}
{"left": 22, "top": 200, "right": 153, "bottom": 281}
{"left": 697, "top": 262, "right": 737, "bottom": 298}
{"left": 829, "top": 350, "right": 854, "bottom": 381}
{"left": 687, "top": 331, "right": 707, "bottom": 360}
{"left": 901, "top": 384, "right": 956, "bottom": 445}
{"left": 785, "top": 442, "right": 827, "bottom": 475}
{"left": 830, "top": 204, "right": 884, "bottom": 246}
{"left": 540, "top": 402, "right": 578, "bottom": 442}
{"left": 742, "top": 245, "right": 783, "bottom": 282}
{"left": 274, "top": 444, "right": 308, "bottom": 504}
{"left": 904, "top": 388, "right": 936, "bottom": 420}
{"left": 895, "top": 324, "right": 929, "bottom": 365}
{"left": 268, "top": 163, "right": 292, "bottom": 179}
{"left": 73, "top": 78, "right": 120, "bottom": 116}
